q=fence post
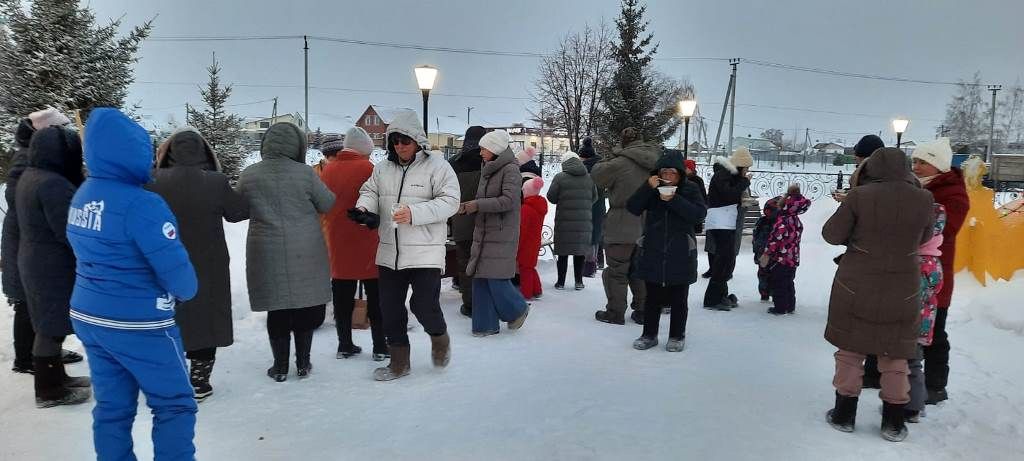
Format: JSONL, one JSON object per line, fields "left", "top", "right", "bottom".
{"left": 837, "top": 171, "right": 844, "bottom": 190}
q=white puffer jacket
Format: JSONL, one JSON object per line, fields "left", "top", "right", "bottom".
{"left": 356, "top": 111, "right": 460, "bottom": 270}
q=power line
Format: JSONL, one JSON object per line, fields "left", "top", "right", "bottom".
{"left": 743, "top": 58, "right": 985, "bottom": 87}
{"left": 135, "top": 80, "right": 532, "bottom": 101}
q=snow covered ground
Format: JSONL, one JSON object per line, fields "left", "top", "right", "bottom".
{"left": 1, "top": 195, "right": 1023, "bottom": 460}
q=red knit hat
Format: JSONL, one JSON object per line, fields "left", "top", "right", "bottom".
{"left": 684, "top": 159, "right": 697, "bottom": 172}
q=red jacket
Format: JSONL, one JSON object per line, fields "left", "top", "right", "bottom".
{"left": 517, "top": 196, "right": 549, "bottom": 269}
{"left": 925, "top": 168, "right": 969, "bottom": 309}
{"left": 320, "top": 151, "right": 379, "bottom": 280}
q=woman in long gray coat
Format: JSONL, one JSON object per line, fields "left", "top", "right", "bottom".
{"left": 147, "top": 128, "right": 249, "bottom": 400}
{"left": 238, "top": 122, "right": 335, "bottom": 382}
{"left": 546, "top": 151, "right": 597, "bottom": 290}
{"left": 462, "top": 130, "right": 530, "bottom": 337}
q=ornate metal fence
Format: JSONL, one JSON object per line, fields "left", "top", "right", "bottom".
{"left": 695, "top": 164, "right": 845, "bottom": 201}
{"left": 995, "top": 188, "right": 1023, "bottom": 208}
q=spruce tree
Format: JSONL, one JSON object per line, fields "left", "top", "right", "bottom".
{"left": 596, "top": 0, "right": 683, "bottom": 148}
{"left": 187, "top": 54, "right": 245, "bottom": 184}
{"left": 0, "top": 0, "right": 151, "bottom": 178}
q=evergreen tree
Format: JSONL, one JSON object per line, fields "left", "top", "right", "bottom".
{"left": 939, "top": 72, "right": 987, "bottom": 147}
{"left": 0, "top": 0, "right": 151, "bottom": 178}
{"left": 596, "top": 0, "right": 684, "bottom": 148}
{"left": 187, "top": 54, "right": 245, "bottom": 184}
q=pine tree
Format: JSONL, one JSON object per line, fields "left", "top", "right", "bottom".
{"left": 0, "top": 0, "right": 151, "bottom": 178}
{"left": 939, "top": 72, "right": 987, "bottom": 147}
{"left": 596, "top": 0, "right": 684, "bottom": 148}
{"left": 187, "top": 54, "right": 245, "bottom": 184}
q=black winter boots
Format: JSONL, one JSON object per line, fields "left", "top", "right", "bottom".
{"left": 267, "top": 338, "right": 290, "bottom": 382}
{"left": 34, "top": 356, "right": 91, "bottom": 408}
{"left": 190, "top": 359, "right": 215, "bottom": 402}
{"left": 294, "top": 330, "right": 314, "bottom": 379}
{"left": 880, "top": 402, "right": 909, "bottom": 442}
{"left": 826, "top": 392, "right": 858, "bottom": 433}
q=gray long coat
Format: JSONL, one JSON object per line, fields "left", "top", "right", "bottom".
{"left": 467, "top": 147, "right": 521, "bottom": 279}
{"left": 546, "top": 156, "right": 597, "bottom": 256}
{"left": 147, "top": 128, "right": 249, "bottom": 350}
{"left": 238, "top": 123, "right": 335, "bottom": 312}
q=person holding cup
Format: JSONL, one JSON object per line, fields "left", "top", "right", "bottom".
{"left": 354, "top": 110, "right": 460, "bottom": 381}
{"left": 626, "top": 153, "right": 707, "bottom": 352}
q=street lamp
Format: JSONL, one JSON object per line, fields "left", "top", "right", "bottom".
{"left": 892, "top": 118, "right": 909, "bottom": 149}
{"left": 415, "top": 65, "right": 438, "bottom": 135}
{"left": 678, "top": 99, "right": 697, "bottom": 159}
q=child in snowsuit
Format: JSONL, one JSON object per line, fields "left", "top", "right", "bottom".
{"left": 518, "top": 178, "right": 548, "bottom": 300}
{"left": 66, "top": 108, "right": 199, "bottom": 460}
{"left": 906, "top": 203, "right": 946, "bottom": 421}
{"left": 760, "top": 185, "right": 811, "bottom": 315}
{"left": 752, "top": 197, "right": 781, "bottom": 302}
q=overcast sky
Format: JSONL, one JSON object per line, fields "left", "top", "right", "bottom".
{"left": 92, "top": 0, "right": 1024, "bottom": 146}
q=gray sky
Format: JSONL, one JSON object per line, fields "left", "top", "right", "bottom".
{"left": 93, "top": 0, "right": 1024, "bottom": 146}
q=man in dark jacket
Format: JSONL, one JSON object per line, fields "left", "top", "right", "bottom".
{"left": 627, "top": 152, "right": 706, "bottom": 352}
{"left": 16, "top": 125, "right": 91, "bottom": 408}
{"left": 449, "top": 126, "right": 486, "bottom": 317}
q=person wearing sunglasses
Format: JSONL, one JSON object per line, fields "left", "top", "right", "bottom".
{"left": 354, "top": 110, "right": 460, "bottom": 381}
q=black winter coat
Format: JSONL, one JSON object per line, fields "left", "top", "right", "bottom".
{"left": 706, "top": 161, "right": 750, "bottom": 208}
{"left": 147, "top": 128, "right": 249, "bottom": 351}
{"left": 626, "top": 180, "right": 707, "bottom": 286}
{"left": 2, "top": 119, "right": 34, "bottom": 301}
{"left": 15, "top": 127, "right": 83, "bottom": 337}
{"left": 449, "top": 147, "right": 482, "bottom": 242}
{"left": 583, "top": 154, "right": 606, "bottom": 246}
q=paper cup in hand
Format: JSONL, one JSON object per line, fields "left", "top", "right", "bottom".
{"left": 390, "top": 203, "right": 404, "bottom": 223}
{"left": 657, "top": 186, "right": 677, "bottom": 197}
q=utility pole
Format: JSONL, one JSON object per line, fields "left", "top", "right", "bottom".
{"left": 303, "top": 36, "right": 310, "bottom": 134}
{"left": 726, "top": 58, "right": 740, "bottom": 156}
{"left": 711, "top": 62, "right": 736, "bottom": 162}
{"left": 987, "top": 85, "right": 1002, "bottom": 162}
{"left": 185, "top": 103, "right": 189, "bottom": 124}
{"left": 539, "top": 111, "right": 546, "bottom": 171}
{"left": 271, "top": 97, "right": 278, "bottom": 119}
{"left": 467, "top": 107, "right": 474, "bottom": 125}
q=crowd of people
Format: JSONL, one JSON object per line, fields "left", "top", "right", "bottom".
{"left": 1, "top": 105, "right": 972, "bottom": 457}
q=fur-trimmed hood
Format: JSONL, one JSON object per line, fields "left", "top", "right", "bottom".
{"left": 712, "top": 156, "right": 738, "bottom": 175}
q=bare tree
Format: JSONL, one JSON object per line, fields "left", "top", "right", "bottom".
{"left": 533, "top": 23, "right": 614, "bottom": 152}
{"left": 760, "top": 128, "right": 785, "bottom": 149}
{"left": 999, "top": 78, "right": 1023, "bottom": 144}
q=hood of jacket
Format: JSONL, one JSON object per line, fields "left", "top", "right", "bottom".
{"left": 260, "top": 122, "right": 307, "bottom": 163}
{"left": 28, "top": 126, "right": 84, "bottom": 186}
{"left": 15, "top": 118, "right": 35, "bottom": 148}
{"left": 924, "top": 167, "right": 965, "bottom": 192}
{"left": 84, "top": 108, "right": 153, "bottom": 185}
{"left": 561, "top": 155, "right": 587, "bottom": 176}
{"left": 611, "top": 140, "right": 660, "bottom": 171}
{"left": 481, "top": 147, "right": 516, "bottom": 178}
{"left": 852, "top": 147, "right": 918, "bottom": 187}
{"left": 712, "top": 156, "right": 738, "bottom": 175}
{"left": 157, "top": 127, "right": 220, "bottom": 171}
{"left": 385, "top": 111, "right": 431, "bottom": 163}
{"left": 450, "top": 146, "right": 482, "bottom": 174}
{"left": 654, "top": 152, "right": 686, "bottom": 174}
{"left": 778, "top": 193, "right": 811, "bottom": 217}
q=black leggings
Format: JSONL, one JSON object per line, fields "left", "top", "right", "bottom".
{"left": 556, "top": 255, "right": 584, "bottom": 285}
{"left": 266, "top": 305, "right": 326, "bottom": 340}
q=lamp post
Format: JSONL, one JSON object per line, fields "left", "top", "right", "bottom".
{"left": 414, "top": 65, "right": 438, "bottom": 135}
{"left": 892, "top": 118, "right": 909, "bottom": 149}
{"left": 678, "top": 99, "right": 697, "bottom": 159}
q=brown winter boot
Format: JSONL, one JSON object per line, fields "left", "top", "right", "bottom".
{"left": 430, "top": 333, "right": 450, "bottom": 368}
{"left": 373, "top": 345, "right": 411, "bottom": 382}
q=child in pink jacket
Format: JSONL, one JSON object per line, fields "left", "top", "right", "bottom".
{"left": 906, "top": 203, "right": 946, "bottom": 421}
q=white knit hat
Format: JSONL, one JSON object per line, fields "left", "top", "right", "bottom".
{"left": 479, "top": 129, "right": 510, "bottom": 154}
{"left": 29, "top": 107, "right": 71, "bottom": 130}
{"left": 912, "top": 137, "right": 953, "bottom": 173}
{"left": 562, "top": 151, "right": 580, "bottom": 163}
{"left": 343, "top": 126, "right": 374, "bottom": 156}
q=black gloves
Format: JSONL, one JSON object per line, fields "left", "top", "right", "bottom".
{"left": 347, "top": 208, "right": 380, "bottom": 229}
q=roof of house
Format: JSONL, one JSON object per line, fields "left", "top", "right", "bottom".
{"left": 732, "top": 137, "right": 778, "bottom": 152}
{"left": 369, "top": 105, "right": 416, "bottom": 125}
{"left": 813, "top": 142, "right": 845, "bottom": 149}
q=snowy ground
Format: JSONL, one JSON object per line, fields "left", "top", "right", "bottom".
{"left": 2, "top": 196, "right": 1023, "bottom": 460}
